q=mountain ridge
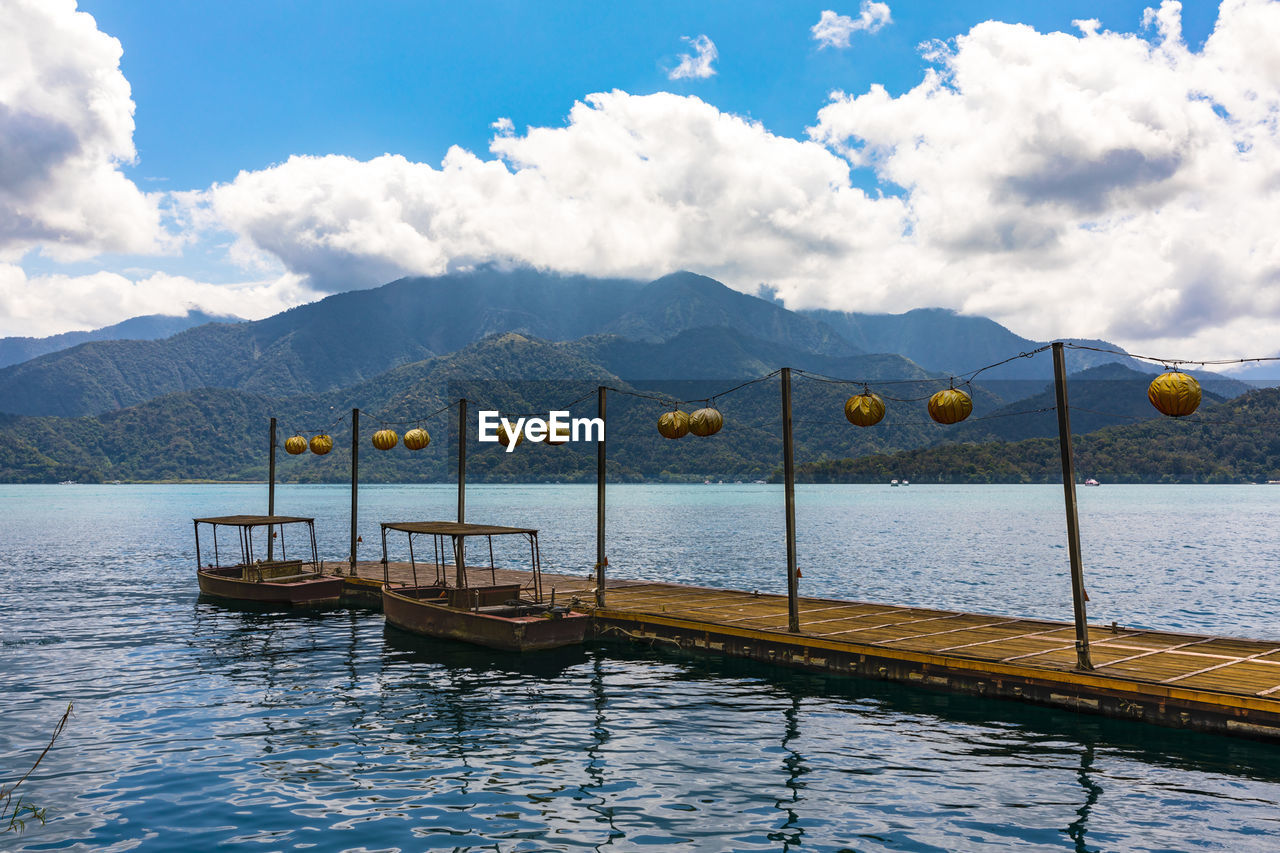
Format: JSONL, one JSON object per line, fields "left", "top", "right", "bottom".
{"left": 0, "top": 309, "right": 241, "bottom": 369}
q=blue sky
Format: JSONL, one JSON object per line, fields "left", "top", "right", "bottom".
{"left": 80, "top": 0, "right": 1222, "bottom": 190}
{"left": 3, "top": 0, "right": 1277, "bottom": 361}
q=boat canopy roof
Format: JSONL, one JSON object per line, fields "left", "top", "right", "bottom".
{"left": 194, "top": 515, "right": 314, "bottom": 526}
{"left": 381, "top": 520, "right": 537, "bottom": 537}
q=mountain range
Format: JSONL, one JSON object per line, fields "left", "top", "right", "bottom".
{"left": 0, "top": 309, "right": 240, "bottom": 369}
{"left": 0, "top": 268, "right": 1258, "bottom": 483}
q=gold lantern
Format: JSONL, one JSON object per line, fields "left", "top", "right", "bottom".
{"left": 928, "top": 388, "right": 972, "bottom": 425}
{"left": 371, "top": 428, "right": 398, "bottom": 451}
{"left": 284, "top": 435, "right": 308, "bottom": 455}
{"left": 844, "top": 392, "right": 885, "bottom": 427}
{"left": 309, "top": 434, "right": 334, "bottom": 455}
{"left": 657, "top": 410, "right": 690, "bottom": 440}
{"left": 1148, "top": 371, "right": 1201, "bottom": 417}
{"left": 546, "top": 425, "right": 570, "bottom": 445}
{"left": 403, "top": 427, "right": 431, "bottom": 451}
{"left": 496, "top": 422, "right": 523, "bottom": 448}
{"left": 688, "top": 407, "right": 724, "bottom": 437}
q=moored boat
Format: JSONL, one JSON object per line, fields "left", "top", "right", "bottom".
{"left": 193, "top": 515, "right": 343, "bottom": 606}
{"left": 379, "top": 521, "right": 588, "bottom": 652}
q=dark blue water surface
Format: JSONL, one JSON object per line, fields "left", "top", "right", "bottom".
{"left": 3, "top": 484, "right": 1280, "bottom": 852}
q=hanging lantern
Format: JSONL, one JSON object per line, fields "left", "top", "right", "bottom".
{"left": 689, "top": 407, "right": 724, "bottom": 437}
{"left": 309, "top": 434, "right": 333, "bottom": 455}
{"left": 403, "top": 427, "right": 431, "bottom": 451}
{"left": 546, "top": 425, "right": 571, "bottom": 445}
{"left": 928, "top": 388, "right": 972, "bottom": 425}
{"left": 657, "top": 410, "right": 689, "bottom": 440}
{"left": 371, "top": 428, "right": 399, "bottom": 451}
{"left": 496, "top": 422, "right": 523, "bottom": 449}
{"left": 844, "top": 392, "right": 885, "bottom": 427}
{"left": 1148, "top": 371, "right": 1201, "bottom": 417}
{"left": 284, "top": 435, "right": 308, "bottom": 455}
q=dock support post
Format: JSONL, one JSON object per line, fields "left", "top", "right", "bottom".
{"left": 267, "top": 416, "right": 276, "bottom": 560}
{"left": 596, "top": 386, "right": 607, "bottom": 608}
{"left": 781, "top": 367, "right": 800, "bottom": 633}
{"left": 350, "top": 407, "right": 359, "bottom": 572}
{"left": 457, "top": 398, "right": 467, "bottom": 524}
{"left": 1053, "top": 342, "right": 1093, "bottom": 671}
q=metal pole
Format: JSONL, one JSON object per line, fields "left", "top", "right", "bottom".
{"left": 781, "top": 367, "right": 800, "bottom": 633}
{"left": 350, "top": 407, "right": 359, "bottom": 572}
{"left": 596, "top": 386, "right": 607, "bottom": 608}
{"left": 380, "top": 524, "right": 390, "bottom": 586}
{"left": 267, "top": 417, "right": 276, "bottom": 559}
{"left": 457, "top": 398, "right": 467, "bottom": 524}
{"left": 1053, "top": 342, "right": 1093, "bottom": 671}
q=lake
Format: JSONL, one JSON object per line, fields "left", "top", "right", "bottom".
{"left": 2, "top": 483, "right": 1280, "bottom": 851}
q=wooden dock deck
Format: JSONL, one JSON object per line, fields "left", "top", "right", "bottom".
{"left": 328, "top": 560, "right": 1280, "bottom": 741}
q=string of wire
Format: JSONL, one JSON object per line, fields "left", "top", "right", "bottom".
{"left": 274, "top": 339, "right": 1277, "bottom": 435}
{"left": 1063, "top": 342, "right": 1280, "bottom": 370}
{"left": 602, "top": 370, "right": 783, "bottom": 410}
{"left": 792, "top": 344, "right": 1052, "bottom": 393}
{"left": 361, "top": 399, "right": 459, "bottom": 429}
{"left": 279, "top": 407, "right": 351, "bottom": 438}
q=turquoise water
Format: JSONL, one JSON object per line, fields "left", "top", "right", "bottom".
{"left": 3, "top": 483, "right": 1280, "bottom": 851}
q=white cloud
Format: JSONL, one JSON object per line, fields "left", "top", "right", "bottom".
{"left": 0, "top": 264, "right": 315, "bottom": 337}
{"left": 0, "top": 0, "right": 164, "bottom": 260}
{"left": 805, "top": 0, "right": 1280, "bottom": 358}
{"left": 200, "top": 90, "right": 906, "bottom": 297}
{"left": 8, "top": 0, "right": 1280, "bottom": 361}
{"left": 195, "top": 0, "right": 1280, "bottom": 361}
{"left": 669, "top": 35, "right": 718, "bottom": 80}
{"left": 812, "top": 3, "right": 893, "bottom": 49}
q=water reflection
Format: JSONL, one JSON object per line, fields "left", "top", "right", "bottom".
{"left": 189, "top": 597, "right": 1280, "bottom": 840}
{"left": 8, "top": 591, "right": 1280, "bottom": 850}
{"left": 770, "top": 694, "right": 807, "bottom": 851}
{"left": 1066, "top": 745, "right": 1102, "bottom": 853}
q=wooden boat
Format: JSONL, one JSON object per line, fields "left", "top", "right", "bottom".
{"left": 379, "top": 521, "right": 588, "bottom": 652}
{"left": 193, "top": 515, "right": 344, "bottom": 606}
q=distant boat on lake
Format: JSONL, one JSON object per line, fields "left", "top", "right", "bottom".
{"left": 1084, "top": 478, "right": 1101, "bottom": 486}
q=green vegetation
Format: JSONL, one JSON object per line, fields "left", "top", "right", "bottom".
{"left": 0, "top": 268, "right": 1263, "bottom": 484}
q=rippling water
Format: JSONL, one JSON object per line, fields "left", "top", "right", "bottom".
{"left": 3, "top": 483, "right": 1280, "bottom": 851}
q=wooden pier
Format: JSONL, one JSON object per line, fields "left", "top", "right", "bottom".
{"left": 331, "top": 560, "right": 1280, "bottom": 742}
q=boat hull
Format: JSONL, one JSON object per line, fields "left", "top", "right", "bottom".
{"left": 383, "top": 586, "right": 588, "bottom": 652}
{"left": 197, "top": 567, "right": 344, "bottom": 606}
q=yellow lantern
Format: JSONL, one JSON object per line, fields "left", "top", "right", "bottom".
{"left": 284, "top": 435, "right": 308, "bottom": 455}
{"left": 657, "top": 410, "right": 689, "bottom": 440}
{"left": 1148, "top": 371, "right": 1201, "bottom": 417}
{"left": 546, "top": 425, "right": 570, "bottom": 445}
{"left": 928, "top": 388, "right": 972, "bottom": 425}
{"left": 403, "top": 427, "right": 431, "bottom": 451}
{"left": 844, "top": 392, "right": 885, "bottom": 427}
{"left": 496, "top": 422, "right": 523, "bottom": 449}
{"left": 309, "top": 434, "right": 333, "bottom": 455}
{"left": 371, "top": 428, "right": 398, "bottom": 451}
{"left": 689, "top": 407, "right": 724, "bottom": 437}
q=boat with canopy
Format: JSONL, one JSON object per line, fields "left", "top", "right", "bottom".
{"left": 379, "top": 521, "right": 588, "bottom": 652}
{"left": 193, "top": 515, "right": 344, "bottom": 606}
